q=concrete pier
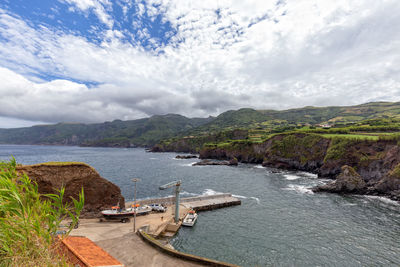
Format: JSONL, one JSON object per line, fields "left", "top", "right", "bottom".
{"left": 132, "top": 193, "right": 241, "bottom": 212}
{"left": 69, "top": 193, "right": 241, "bottom": 266}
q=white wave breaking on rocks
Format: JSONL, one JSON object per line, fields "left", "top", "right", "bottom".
{"left": 284, "top": 174, "right": 301, "bottom": 180}
{"left": 283, "top": 184, "right": 314, "bottom": 194}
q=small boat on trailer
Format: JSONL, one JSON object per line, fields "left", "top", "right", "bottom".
{"left": 100, "top": 205, "right": 152, "bottom": 223}
{"left": 182, "top": 210, "right": 198, "bottom": 227}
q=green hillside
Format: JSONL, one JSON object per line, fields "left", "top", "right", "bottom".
{"left": 1, "top": 101, "right": 400, "bottom": 147}
{"left": 0, "top": 114, "right": 213, "bottom": 147}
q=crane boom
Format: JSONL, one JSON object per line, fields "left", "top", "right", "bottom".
{"left": 159, "top": 180, "right": 181, "bottom": 190}
{"left": 159, "top": 180, "right": 181, "bottom": 223}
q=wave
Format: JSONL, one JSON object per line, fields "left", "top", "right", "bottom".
{"left": 202, "top": 188, "right": 224, "bottom": 196}
{"left": 250, "top": 196, "right": 261, "bottom": 204}
{"left": 180, "top": 162, "right": 196, "bottom": 167}
{"left": 298, "top": 172, "right": 318, "bottom": 178}
{"left": 180, "top": 191, "right": 199, "bottom": 197}
{"left": 284, "top": 174, "right": 301, "bottom": 180}
{"left": 365, "top": 196, "right": 399, "bottom": 206}
{"left": 232, "top": 194, "right": 260, "bottom": 204}
{"left": 283, "top": 184, "right": 314, "bottom": 194}
{"left": 232, "top": 194, "right": 247, "bottom": 199}
{"left": 253, "top": 165, "right": 265, "bottom": 169}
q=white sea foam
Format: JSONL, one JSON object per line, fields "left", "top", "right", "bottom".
{"left": 202, "top": 188, "right": 223, "bottom": 196}
{"left": 284, "top": 174, "right": 301, "bottom": 180}
{"left": 365, "top": 196, "right": 399, "bottom": 206}
{"left": 283, "top": 184, "right": 314, "bottom": 194}
{"left": 149, "top": 157, "right": 157, "bottom": 160}
{"left": 250, "top": 197, "right": 261, "bottom": 204}
{"left": 298, "top": 172, "right": 318, "bottom": 178}
{"left": 254, "top": 165, "right": 265, "bottom": 169}
{"left": 180, "top": 191, "right": 199, "bottom": 197}
{"left": 180, "top": 162, "right": 196, "bottom": 167}
{"left": 232, "top": 194, "right": 247, "bottom": 199}
{"left": 232, "top": 194, "right": 261, "bottom": 204}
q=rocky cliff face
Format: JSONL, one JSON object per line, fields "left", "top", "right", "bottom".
{"left": 17, "top": 162, "right": 124, "bottom": 217}
{"left": 194, "top": 133, "right": 400, "bottom": 201}
{"left": 313, "top": 165, "right": 367, "bottom": 194}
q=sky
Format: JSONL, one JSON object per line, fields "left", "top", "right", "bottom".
{"left": 0, "top": 0, "right": 400, "bottom": 128}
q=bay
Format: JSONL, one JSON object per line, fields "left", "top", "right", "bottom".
{"left": 0, "top": 145, "right": 399, "bottom": 266}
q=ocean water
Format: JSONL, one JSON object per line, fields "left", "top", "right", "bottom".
{"left": 1, "top": 145, "right": 399, "bottom": 266}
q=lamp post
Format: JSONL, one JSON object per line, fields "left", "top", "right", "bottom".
{"left": 132, "top": 178, "right": 140, "bottom": 232}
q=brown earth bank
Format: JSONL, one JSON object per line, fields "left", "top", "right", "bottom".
{"left": 17, "top": 162, "right": 124, "bottom": 217}
{"left": 153, "top": 133, "right": 400, "bottom": 201}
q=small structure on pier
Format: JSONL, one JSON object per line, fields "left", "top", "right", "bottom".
{"left": 159, "top": 180, "right": 181, "bottom": 223}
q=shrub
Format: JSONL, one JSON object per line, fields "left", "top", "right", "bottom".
{"left": 0, "top": 158, "right": 84, "bottom": 266}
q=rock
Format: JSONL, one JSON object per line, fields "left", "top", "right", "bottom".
{"left": 374, "top": 163, "right": 400, "bottom": 194}
{"left": 193, "top": 159, "right": 230, "bottom": 166}
{"left": 229, "top": 157, "right": 238, "bottom": 166}
{"left": 175, "top": 155, "right": 198, "bottom": 159}
{"left": 17, "top": 162, "right": 124, "bottom": 217}
{"left": 313, "top": 165, "right": 366, "bottom": 194}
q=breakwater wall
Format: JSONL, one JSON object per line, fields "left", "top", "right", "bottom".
{"left": 138, "top": 228, "right": 239, "bottom": 267}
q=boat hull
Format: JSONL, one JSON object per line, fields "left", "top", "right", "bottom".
{"left": 182, "top": 213, "right": 198, "bottom": 227}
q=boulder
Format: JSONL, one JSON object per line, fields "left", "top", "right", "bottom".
{"left": 313, "top": 165, "right": 366, "bottom": 194}
{"left": 193, "top": 159, "right": 230, "bottom": 166}
{"left": 175, "top": 155, "right": 198, "bottom": 159}
{"left": 17, "top": 162, "right": 124, "bottom": 217}
{"left": 229, "top": 157, "right": 238, "bottom": 166}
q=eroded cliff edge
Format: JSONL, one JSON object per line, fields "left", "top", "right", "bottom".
{"left": 154, "top": 133, "right": 400, "bottom": 201}
{"left": 17, "top": 162, "right": 124, "bottom": 217}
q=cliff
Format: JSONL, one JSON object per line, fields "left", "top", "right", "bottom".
{"left": 195, "top": 133, "right": 400, "bottom": 201}
{"left": 17, "top": 162, "right": 124, "bottom": 217}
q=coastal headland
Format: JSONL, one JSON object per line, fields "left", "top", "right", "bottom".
{"left": 155, "top": 133, "right": 400, "bottom": 202}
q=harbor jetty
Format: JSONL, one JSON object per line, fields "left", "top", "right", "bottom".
{"left": 69, "top": 193, "right": 241, "bottom": 266}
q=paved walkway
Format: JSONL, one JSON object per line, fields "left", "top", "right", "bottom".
{"left": 96, "top": 233, "right": 204, "bottom": 267}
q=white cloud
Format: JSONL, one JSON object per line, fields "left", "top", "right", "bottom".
{"left": 1, "top": 1, "right": 400, "bottom": 126}
{"left": 60, "top": 0, "right": 114, "bottom": 28}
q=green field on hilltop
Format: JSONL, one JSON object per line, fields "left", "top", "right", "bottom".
{"left": 319, "top": 134, "right": 380, "bottom": 140}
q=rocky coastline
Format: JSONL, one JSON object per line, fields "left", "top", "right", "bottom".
{"left": 152, "top": 133, "right": 400, "bottom": 202}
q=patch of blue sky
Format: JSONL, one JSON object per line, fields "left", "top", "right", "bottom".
{"left": 112, "top": 2, "right": 177, "bottom": 51}
{"left": 1, "top": 0, "right": 106, "bottom": 44}
{"left": 34, "top": 72, "right": 102, "bottom": 88}
{"left": 2, "top": 0, "right": 177, "bottom": 51}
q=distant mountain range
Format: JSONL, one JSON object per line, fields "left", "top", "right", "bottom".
{"left": 1, "top": 101, "right": 400, "bottom": 147}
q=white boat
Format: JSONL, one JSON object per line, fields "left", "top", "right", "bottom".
{"left": 101, "top": 205, "right": 152, "bottom": 222}
{"left": 133, "top": 205, "right": 152, "bottom": 215}
{"left": 182, "top": 210, "right": 198, "bottom": 227}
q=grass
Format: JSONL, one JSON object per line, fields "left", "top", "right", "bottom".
{"left": 320, "top": 134, "right": 379, "bottom": 140}
{"left": 0, "top": 158, "right": 84, "bottom": 266}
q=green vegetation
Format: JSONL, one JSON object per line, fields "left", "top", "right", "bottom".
{"left": 320, "top": 134, "right": 379, "bottom": 140}
{"left": 389, "top": 163, "right": 400, "bottom": 178}
{"left": 324, "top": 137, "right": 363, "bottom": 161}
{"left": 271, "top": 134, "right": 326, "bottom": 164}
{"left": 2, "top": 101, "right": 400, "bottom": 148}
{"left": 0, "top": 158, "right": 84, "bottom": 266}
